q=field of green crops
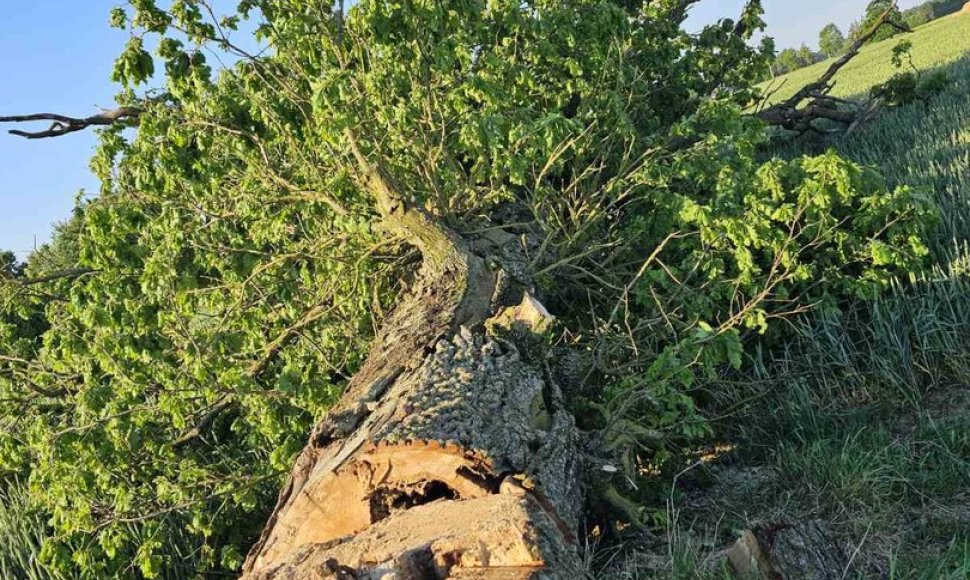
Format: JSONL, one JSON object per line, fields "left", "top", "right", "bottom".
{"left": 612, "top": 14, "right": 970, "bottom": 580}
{"left": 778, "top": 55, "right": 970, "bottom": 259}
{"left": 761, "top": 11, "right": 970, "bottom": 104}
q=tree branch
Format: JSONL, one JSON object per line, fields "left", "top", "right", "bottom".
{"left": 17, "top": 268, "right": 98, "bottom": 286}
{"left": 342, "top": 126, "right": 464, "bottom": 261}
{"left": 0, "top": 107, "right": 140, "bottom": 139}
{"left": 756, "top": 2, "right": 910, "bottom": 133}
{"left": 172, "top": 397, "right": 237, "bottom": 450}
{"left": 247, "top": 302, "right": 333, "bottom": 378}
{"left": 0, "top": 355, "right": 68, "bottom": 398}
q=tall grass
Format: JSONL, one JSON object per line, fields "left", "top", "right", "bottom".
{"left": 887, "top": 538, "right": 970, "bottom": 580}
{"left": 0, "top": 481, "right": 66, "bottom": 580}
{"left": 750, "top": 260, "right": 970, "bottom": 408}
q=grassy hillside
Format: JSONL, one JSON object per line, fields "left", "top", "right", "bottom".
{"left": 762, "top": 11, "right": 970, "bottom": 104}
{"left": 778, "top": 57, "right": 970, "bottom": 256}
{"left": 609, "top": 17, "right": 970, "bottom": 580}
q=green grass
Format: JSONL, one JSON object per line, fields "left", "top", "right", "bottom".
{"left": 887, "top": 539, "right": 970, "bottom": 580}
{"left": 772, "top": 428, "right": 909, "bottom": 517}
{"left": 0, "top": 481, "right": 66, "bottom": 580}
{"left": 604, "top": 18, "right": 970, "bottom": 580}
{"left": 756, "top": 264, "right": 970, "bottom": 406}
{"left": 761, "top": 12, "right": 970, "bottom": 104}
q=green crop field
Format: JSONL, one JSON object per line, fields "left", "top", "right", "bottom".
{"left": 612, "top": 12, "right": 970, "bottom": 580}
{"left": 761, "top": 11, "right": 970, "bottom": 104}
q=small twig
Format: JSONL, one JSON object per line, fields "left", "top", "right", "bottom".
{"left": 247, "top": 301, "right": 335, "bottom": 378}
{"left": 172, "top": 397, "right": 238, "bottom": 449}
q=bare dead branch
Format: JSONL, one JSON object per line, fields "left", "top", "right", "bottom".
{"left": 844, "top": 97, "right": 884, "bottom": 138}
{"left": 756, "top": 3, "right": 910, "bottom": 134}
{"left": 0, "top": 107, "right": 141, "bottom": 139}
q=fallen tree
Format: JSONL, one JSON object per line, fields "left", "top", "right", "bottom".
{"left": 0, "top": 1, "right": 935, "bottom": 578}
{"left": 238, "top": 132, "right": 591, "bottom": 576}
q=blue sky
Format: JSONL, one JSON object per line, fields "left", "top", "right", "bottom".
{"left": 685, "top": 1, "right": 923, "bottom": 47}
{"left": 1, "top": 1, "right": 124, "bottom": 258}
{"left": 0, "top": 0, "right": 924, "bottom": 256}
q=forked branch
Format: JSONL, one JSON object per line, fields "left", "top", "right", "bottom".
{"left": 756, "top": 3, "right": 909, "bottom": 134}
{"left": 0, "top": 107, "right": 141, "bottom": 139}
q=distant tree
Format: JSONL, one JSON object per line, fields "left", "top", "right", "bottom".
{"left": 902, "top": 0, "right": 966, "bottom": 25}
{"left": 903, "top": 3, "right": 935, "bottom": 27}
{"left": 848, "top": 20, "right": 862, "bottom": 42}
{"left": 853, "top": 0, "right": 905, "bottom": 43}
{"left": 25, "top": 207, "right": 84, "bottom": 277}
{"left": 936, "top": 0, "right": 967, "bottom": 16}
{"left": 771, "top": 44, "right": 817, "bottom": 76}
{"left": 796, "top": 43, "right": 816, "bottom": 65}
{"left": 819, "top": 23, "right": 847, "bottom": 58}
{"left": 772, "top": 48, "right": 801, "bottom": 75}
{"left": 0, "top": 251, "right": 24, "bottom": 279}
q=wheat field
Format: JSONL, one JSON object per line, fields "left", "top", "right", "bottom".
{"left": 609, "top": 12, "right": 970, "bottom": 579}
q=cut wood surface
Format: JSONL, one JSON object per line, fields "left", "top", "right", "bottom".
{"left": 242, "top": 289, "right": 587, "bottom": 578}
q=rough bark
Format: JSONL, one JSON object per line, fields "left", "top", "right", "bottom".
{"left": 242, "top": 268, "right": 586, "bottom": 579}
{"left": 241, "top": 134, "right": 587, "bottom": 579}
{"left": 726, "top": 521, "right": 848, "bottom": 580}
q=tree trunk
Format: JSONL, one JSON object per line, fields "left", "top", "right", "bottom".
{"left": 242, "top": 258, "right": 585, "bottom": 579}
{"left": 242, "top": 144, "right": 588, "bottom": 578}
{"left": 727, "top": 521, "right": 849, "bottom": 579}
